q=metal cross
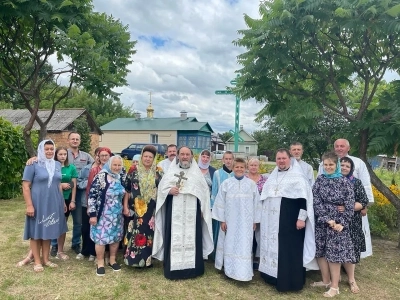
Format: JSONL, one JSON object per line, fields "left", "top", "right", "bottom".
{"left": 174, "top": 171, "right": 188, "bottom": 189}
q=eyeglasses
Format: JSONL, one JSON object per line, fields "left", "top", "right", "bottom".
{"left": 99, "top": 155, "right": 110, "bottom": 158}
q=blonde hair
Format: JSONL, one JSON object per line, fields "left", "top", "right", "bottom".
{"left": 247, "top": 158, "right": 260, "bottom": 165}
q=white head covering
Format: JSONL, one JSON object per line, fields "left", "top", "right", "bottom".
{"left": 37, "top": 139, "right": 56, "bottom": 187}
{"left": 197, "top": 149, "right": 211, "bottom": 169}
{"left": 100, "top": 155, "right": 122, "bottom": 180}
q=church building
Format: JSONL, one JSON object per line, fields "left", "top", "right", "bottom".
{"left": 99, "top": 98, "right": 214, "bottom": 154}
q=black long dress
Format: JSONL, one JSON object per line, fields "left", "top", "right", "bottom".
{"left": 163, "top": 195, "right": 204, "bottom": 280}
{"left": 261, "top": 197, "right": 307, "bottom": 292}
{"left": 350, "top": 178, "right": 368, "bottom": 262}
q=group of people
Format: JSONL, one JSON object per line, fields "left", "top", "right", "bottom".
{"left": 17, "top": 136, "right": 373, "bottom": 297}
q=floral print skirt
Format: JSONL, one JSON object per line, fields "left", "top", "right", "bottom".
{"left": 124, "top": 199, "right": 156, "bottom": 267}
{"left": 90, "top": 194, "right": 124, "bottom": 245}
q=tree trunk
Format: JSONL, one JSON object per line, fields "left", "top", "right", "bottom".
{"left": 23, "top": 129, "right": 36, "bottom": 156}
{"left": 359, "top": 129, "right": 400, "bottom": 248}
{"left": 39, "top": 125, "right": 47, "bottom": 142}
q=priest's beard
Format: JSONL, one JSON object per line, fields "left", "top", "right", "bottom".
{"left": 179, "top": 160, "right": 191, "bottom": 169}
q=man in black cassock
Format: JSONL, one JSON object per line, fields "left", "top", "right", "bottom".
{"left": 259, "top": 149, "right": 318, "bottom": 291}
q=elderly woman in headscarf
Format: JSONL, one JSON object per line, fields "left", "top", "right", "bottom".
{"left": 21, "top": 140, "right": 68, "bottom": 272}
{"left": 336, "top": 156, "right": 369, "bottom": 294}
{"left": 88, "top": 155, "right": 127, "bottom": 276}
{"left": 123, "top": 145, "right": 162, "bottom": 268}
{"left": 197, "top": 149, "right": 216, "bottom": 192}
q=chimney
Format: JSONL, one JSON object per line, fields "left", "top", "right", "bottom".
{"left": 135, "top": 112, "right": 141, "bottom": 120}
{"left": 240, "top": 125, "right": 243, "bottom": 131}
{"left": 180, "top": 110, "right": 187, "bottom": 120}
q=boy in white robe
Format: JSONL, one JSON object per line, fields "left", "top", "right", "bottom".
{"left": 212, "top": 158, "right": 260, "bottom": 281}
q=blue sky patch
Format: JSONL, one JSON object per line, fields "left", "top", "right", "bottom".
{"left": 138, "top": 35, "right": 196, "bottom": 50}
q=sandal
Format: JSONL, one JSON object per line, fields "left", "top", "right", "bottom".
{"left": 33, "top": 264, "right": 44, "bottom": 273}
{"left": 44, "top": 261, "right": 58, "bottom": 268}
{"left": 56, "top": 252, "right": 69, "bottom": 261}
{"left": 323, "top": 287, "right": 340, "bottom": 298}
{"left": 349, "top": 281, "right": 360, "bottom": 294}
{"left": 310, "top": 281, "right": 331, "bottom": 288}
{"left": 16, "top": 257, "right": 33, "bottom": 267}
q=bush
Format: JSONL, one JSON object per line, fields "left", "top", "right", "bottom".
{"left": 370, "top": 184, "right": 399, "bottom": 238}
{"left": 0, "top": 118, "right": 28, "bottom": 199}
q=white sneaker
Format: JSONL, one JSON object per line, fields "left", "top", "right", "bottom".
{"left": 88, "top": 255, "right": 96, "bottom": 262}
{"left": 76, "top": 253, "right": 84, "bottom": 260}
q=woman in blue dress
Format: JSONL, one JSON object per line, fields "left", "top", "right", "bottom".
{"left": 22, "top": 140, "right": 68, "bottom": 272}
{"left": 88, "top": 155, "right": 127, "bottom": 276}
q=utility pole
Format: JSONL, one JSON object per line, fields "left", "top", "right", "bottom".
{"left": 215, "top": 74, "right": 241, "bottom": 152}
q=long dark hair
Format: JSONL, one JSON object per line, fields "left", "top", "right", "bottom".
{"left": 55, "top": 146, "right": 69, "bottom": 166}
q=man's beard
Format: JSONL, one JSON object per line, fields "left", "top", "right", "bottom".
{"left": 179, "top": 160, "right": 191, "bottom": 169}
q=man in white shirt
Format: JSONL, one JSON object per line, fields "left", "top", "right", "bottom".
{"left": 157, "top": 144, "right": 177, "bottom": 172}
{"left": 289, "top": 142, "right": 315, "bottom": 186}
{"left": 317, "top": 138, "right": 373, "bottom": 258}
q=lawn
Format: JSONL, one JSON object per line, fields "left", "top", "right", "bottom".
{"left": 1, "top": 198, "right": 400, "bottom": 300}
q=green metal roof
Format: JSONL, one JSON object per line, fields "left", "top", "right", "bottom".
{"left": 100, "top": 117, "right": 214, "bottom": 133}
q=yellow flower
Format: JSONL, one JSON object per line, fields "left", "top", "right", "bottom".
{"left": 134, "top": 197, "right": 148, "bottom": 217}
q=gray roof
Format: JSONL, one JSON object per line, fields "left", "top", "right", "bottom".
{"left": 101, "top": 117, "right": 213, "bottom": 133}
{"left": 0, "top": 109, "right": 102, "bottom": 133}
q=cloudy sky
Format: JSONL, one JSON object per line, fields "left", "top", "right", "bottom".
{"left": 92, "top": 0, "right": 264, "bottom": 134}
{"left": 92, "top": 0, "right": 399, "bottom": 134}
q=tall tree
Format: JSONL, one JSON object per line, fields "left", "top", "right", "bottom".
{"left": 235, "top": 0, "right": 400, "bottom": 244}
{"left": 0, "top": 0, "right": 136, "bottom": 155}
{"left": 219, "top": 131, "right": 233, "bottom": 143}
{"left": 40, "top": 87, "right": 136, "bottom": 126}
{"left": 73, "top": 116, "right": 91, "bottom": 153}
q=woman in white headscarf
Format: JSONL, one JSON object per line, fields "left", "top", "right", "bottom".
{"left": 22, "top": 140, "right": 68, "bottom": 272}
{"left": 197, "top": 149, "right": 216, "bottom": 192}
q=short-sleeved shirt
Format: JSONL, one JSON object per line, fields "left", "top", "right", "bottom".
{"left": 67, "top": 149, "right": 94, "bottom": 173}
{"left": 61, "top": 164, "right": 78, "bottom": 199}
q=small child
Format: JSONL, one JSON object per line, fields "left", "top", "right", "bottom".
{"left": 212, "top": 158, "right": 260, "bottom": 281}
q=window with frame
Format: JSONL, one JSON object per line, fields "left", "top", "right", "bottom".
{"left": 150, "top": 134, "right": 158, "bottom": 143}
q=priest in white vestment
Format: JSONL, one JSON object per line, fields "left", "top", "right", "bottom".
{"left": 318, "top": 139, "right": 373, "bottom": 258}
{"left": 259, "top": 149, "right": 318, "bottom": 292}
{"left": 212, "top": 158, "right": 261, "bottom": 281}
{"left": 290, "top": 142, "right": 315, "bottom": 186}
{"left": 152, "top": 146, "right": 213, "bottom": 279}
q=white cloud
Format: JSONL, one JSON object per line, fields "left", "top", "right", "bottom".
{"left": 93, "top": 0, "right": 264, "bottom": 134}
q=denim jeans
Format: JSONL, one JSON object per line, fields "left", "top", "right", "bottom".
{"left": 70, "top": 190, "right": 83, "bottom": 247}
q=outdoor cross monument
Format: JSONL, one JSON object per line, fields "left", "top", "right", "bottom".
{"left": 215, "top": 74, "right": 242, "bottom": 152}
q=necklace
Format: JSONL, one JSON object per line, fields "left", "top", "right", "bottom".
{"left": 274, "top": 171, "right": 288, "bottom": 196}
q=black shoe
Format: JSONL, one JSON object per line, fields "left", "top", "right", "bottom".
{"left": 108, "top": 262, "right": 121, "bottom": 272}
{"left": 50, "top": 246, "right": 58, "bottom": 257}
{"left": 71, "top": 244, "right": 81, "bottom": 254}
{"left": 96, "top": 266, "right": 105, "bottom": 276}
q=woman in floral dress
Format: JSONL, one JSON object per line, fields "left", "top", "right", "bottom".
{"left": 123, "top": 145, "right": 162, "bottom": 268}
{"left": 312, "top": 152, "right": 356, "bottom": 298}
{"left": 88, "top": 155, "right": 127, "bottom": 276}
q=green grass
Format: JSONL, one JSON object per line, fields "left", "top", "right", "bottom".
{"left": 1, "top": 198, "right": 400, "bottom": 299}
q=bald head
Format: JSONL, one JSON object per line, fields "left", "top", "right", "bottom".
{"left": 334, "top": 139, "right": 350, "bottom": 158}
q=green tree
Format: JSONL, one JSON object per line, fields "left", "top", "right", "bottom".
{"left": 235, "top": 0, "right": 400, "bottom": 244}
{"left": 73, "top": 116, "right": 91, "bottom": 153}
{"left": 0, "top": 118, "right": 28, "bottom": 199}
{"left": 40, "top": 87, "right": 135, "bottom": 127}
{"left": 0, "top": 0, "right": 136, "bottom": 155}
{"left": 219, "top": 132, "right": 233, "bottom": 143}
